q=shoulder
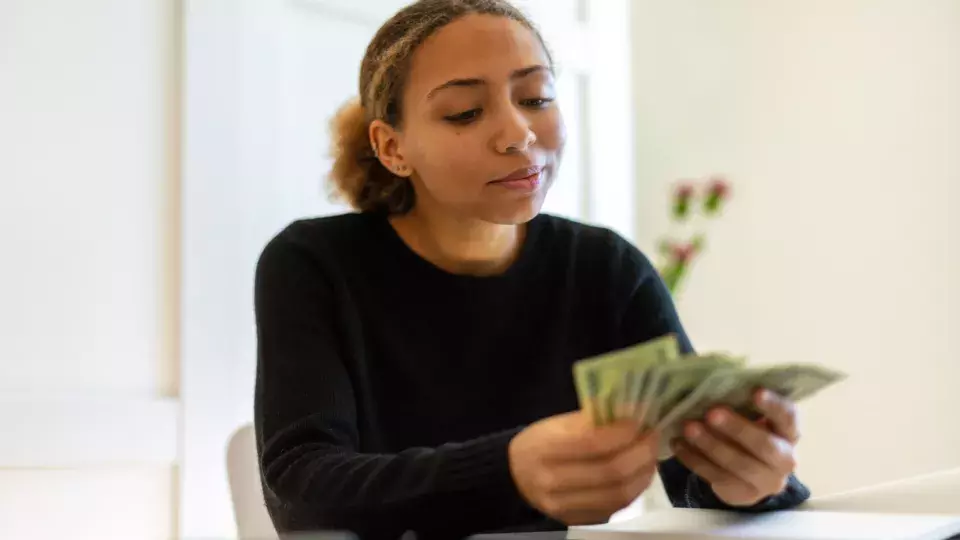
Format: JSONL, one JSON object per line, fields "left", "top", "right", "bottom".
{"left": 533, "top": 214, "right": 685, "bottom": 350}
{"left": 271, "top": 211, "right": 379, "bottom": 251}
{"left": 262, "top": 211, "right": 382, "bottom": 257}
{"left": 255, "top": 211, "right": 382, "bottom": 284}
{"left": 534, "top": 213, "right": 659, "bottom": 287}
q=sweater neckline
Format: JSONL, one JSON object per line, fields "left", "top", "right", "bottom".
{"left": 371, "top": 211, "right": 546, "bottom": 284}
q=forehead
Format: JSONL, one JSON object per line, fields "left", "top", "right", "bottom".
{"left": 405, "top": 14, "right": 551, "bottom": 96}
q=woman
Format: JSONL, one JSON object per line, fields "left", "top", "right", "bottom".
{"left": 253, "top": 1, "right": 810, "bottom": 539}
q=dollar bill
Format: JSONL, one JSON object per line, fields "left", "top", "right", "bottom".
{"left": 634, "top": 345, "right": 686, "bottom": 427}
{"left": 572, "top": 334, "right": 681, "bottom": 425}
{"left": 617, "top": 335, "right": 681, "bottom": 423}
{"left": 656, "top": 363, "right": 846, "bottom": 458}
{"left": 656, "top": 364, "right": 744, "bottom": 431}
{"left": 620, "top": 366, "right": 644, "bottom": 419}
{"left": 629, "top": 366, "right": 656, "bottom": 425}
{"left": 572, "top": 334, "right": 847, "bottom": 451}
{"left": 718, "top": 363, "right": 847, "bottom": 420}
{"left": 655, "top": 367, "right": 747, "bottom": 459}
{"left": 641, "top": 353, "right": 745, "bottom": 429}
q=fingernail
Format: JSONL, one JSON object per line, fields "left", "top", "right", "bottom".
{"left": 760, "top": 390, "right": 773, "bottom": 404}
{"left": 708, "top": 410, "right": 727, "bottom": 427}
{"left": 685, "top": 423, "right": 702, "bottom": 439}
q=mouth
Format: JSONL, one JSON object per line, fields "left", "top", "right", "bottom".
{"left": 489, "top": 165, "right": 545, "bottom": 192}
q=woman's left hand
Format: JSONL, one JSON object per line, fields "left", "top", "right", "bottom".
{"left": 671, "top": 388, "right": 800, "bottom": 507}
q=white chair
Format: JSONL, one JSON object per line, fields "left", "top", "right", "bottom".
{"left": 227, "top": 424, "right": 279, "bottom": 540}
{"left": 803, "top": 467, "right": 960, "bottom": 514}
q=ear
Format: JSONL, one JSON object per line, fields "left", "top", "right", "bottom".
{"left": 369, "top": 119, "right": 412, "bottom": 178}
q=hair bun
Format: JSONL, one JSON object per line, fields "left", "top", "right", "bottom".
{"left": 327, "top": 98, "right": 370, "bottom": 207}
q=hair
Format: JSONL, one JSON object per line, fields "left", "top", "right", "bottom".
{"left": 327, "top": 0, "right": 553, "bottom": 214}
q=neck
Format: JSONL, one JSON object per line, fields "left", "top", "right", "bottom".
{"left": 389, "top": 207, "right": 525, "bottom": 276}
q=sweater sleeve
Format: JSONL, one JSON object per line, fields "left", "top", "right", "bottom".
{"left": 253, "top": 232, "right": 538, "bottom": 539}
{"left": 618, "top": 248, "right": 811, "bottom": 512}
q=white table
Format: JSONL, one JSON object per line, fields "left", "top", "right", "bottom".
{"left": 803, "top": 467, "right": 960, "bottom": 515}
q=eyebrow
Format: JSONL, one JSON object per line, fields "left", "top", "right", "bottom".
{"left": 426, "top": 65, "right": 551, "bottom": 100}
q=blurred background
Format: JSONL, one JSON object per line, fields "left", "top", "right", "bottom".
{"left": 1, "top": 0, "right": 957, "bottom": 538}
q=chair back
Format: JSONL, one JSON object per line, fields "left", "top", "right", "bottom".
{"left": 227, "top": 424, "right": 278, "bottom": 539}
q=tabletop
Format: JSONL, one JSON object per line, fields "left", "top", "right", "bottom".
{"left": 467, "top": 533, "right": 567, "bottom": 540}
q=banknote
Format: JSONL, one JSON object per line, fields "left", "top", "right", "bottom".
{"left": 572, "top": 335, "right": 847, "bottom": 459}
{"left": 705, "top": 363, "right": 847, "bottom": 421}
{"left": 656, "top": 364, "right": 745, "bottom": 431}
{"left": 655, "top": 367, "right": 755, "bottom": 459}
{"left": 642, "top": 353, "right": 746, "bottom": 429}
{"left": 572, "top": 334, "right": 680, "bottom": 425}
{"left": 655, "top": 363, "right": 846, "bottom": 458}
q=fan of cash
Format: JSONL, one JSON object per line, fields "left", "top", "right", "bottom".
{"left": 572, "top": 334, "right": 846, "bottom": 459}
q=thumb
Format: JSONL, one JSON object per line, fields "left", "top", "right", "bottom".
{"left": 543, "top": 412, "right": 640, "bottom": 459}
{"left": 583, "top": 418, "right": 646, "bottom": 457}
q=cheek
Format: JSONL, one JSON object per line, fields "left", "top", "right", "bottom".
{"left": 534, "top": 109, "right": 566, "bottom": 153}
{"left": 434, "top": 129, "right": 481, "bottom": 161}
{"left": 410, "top": 128, "right": 488, "bottom": 189}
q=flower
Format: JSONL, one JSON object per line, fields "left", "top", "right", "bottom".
{"left": 671, "top": 242, "right": 697, "bottom": 264}
{"left": 657, "top": 174, "right": 732, "bottom": 296}
{"left": 672, "top": 181, "right": 696, "bottom": 220}
{"left": 704, "top": 175, "right": 731, "bottom": 215}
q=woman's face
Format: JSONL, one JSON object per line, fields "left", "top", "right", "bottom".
{"left": 381, "top": 14, "right": 566, "bottom": 224}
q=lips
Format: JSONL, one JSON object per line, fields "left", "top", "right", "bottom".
{"left": 489, "top": 165, "right": 545, "bottom": 193}
{"left": 492, "top": 165, "right": 545, "bottom": 184}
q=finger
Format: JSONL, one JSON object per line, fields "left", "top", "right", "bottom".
{"left": 545, "top": 431, "right": 660, "bottom": 491}
{"left": 754, "top": 389, "right": 800, "bottom": 443}
{"left": 670, "top": 439, "right": 741, "bottom": 486}
{"left": 546, "top": 463, "right": 657, "bottom": 523}
{"left": 705, "top": 408, "right": 794, "bottom": 469}
{"left": 683, "top": 421, "right": 772, "bottom": 489}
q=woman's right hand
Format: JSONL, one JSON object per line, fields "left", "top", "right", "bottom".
{"left": 507, "top": 411, "right": 661, "bottom": 525}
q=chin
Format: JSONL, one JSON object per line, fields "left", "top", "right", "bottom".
{"left": 480, "top": 193, "right": 548, "bottom": 225}
{"left": 470, "top": 170, "right": 555, "bottom": 224}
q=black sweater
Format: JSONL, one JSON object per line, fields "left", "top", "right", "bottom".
{"left": 253, "top": 212, "right": 810, "bottom": 540}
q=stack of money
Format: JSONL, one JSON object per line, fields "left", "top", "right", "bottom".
{"left": 572, "top": 334, "right": 846, "bottom": 459}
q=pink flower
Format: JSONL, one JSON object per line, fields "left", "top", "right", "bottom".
{"left": 672, "top": 181, "right": 696, "bottom": 220}
{"left": 671, "top": 242, "right": 697, "bottom": 263}
{"left": 704, "top": 175, "right": 731, "bottom": 214}
{"left": 708, "top": 176, "right": 730, "bottom": 199}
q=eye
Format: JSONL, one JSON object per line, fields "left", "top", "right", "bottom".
{"left": 444, "top": 109, "right": 482, "bottom": 124}
{"left": 521, "top": 97, "right": 556, "bottom": 109}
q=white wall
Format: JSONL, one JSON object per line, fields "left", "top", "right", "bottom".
{"left": 0, "top": 0, "right": 180, "bottom": 537}
{"left": 632, "top": 0, "right": 960, "bottom": 496}
{"left": 8, "top": 0, "right": 956, "bottom": 533}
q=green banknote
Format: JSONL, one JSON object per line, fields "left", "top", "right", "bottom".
{"left": 572, "top": 334, "right": 680, "bottom": 425}
{"left": 572, "top": 334, "right": 847, "bottom": 454}
{"left": 647, "top": 353, "right": 746, "bottom": 428}
{"left": 717, "top": 363, "right": 847, "bottom": 420}
{"left": 656, "top": 363, "right": 846, "bottom": 458}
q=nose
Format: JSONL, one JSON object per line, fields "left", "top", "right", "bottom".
{"left": 493, "top": 105, "right": 537, "bottom": 154}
